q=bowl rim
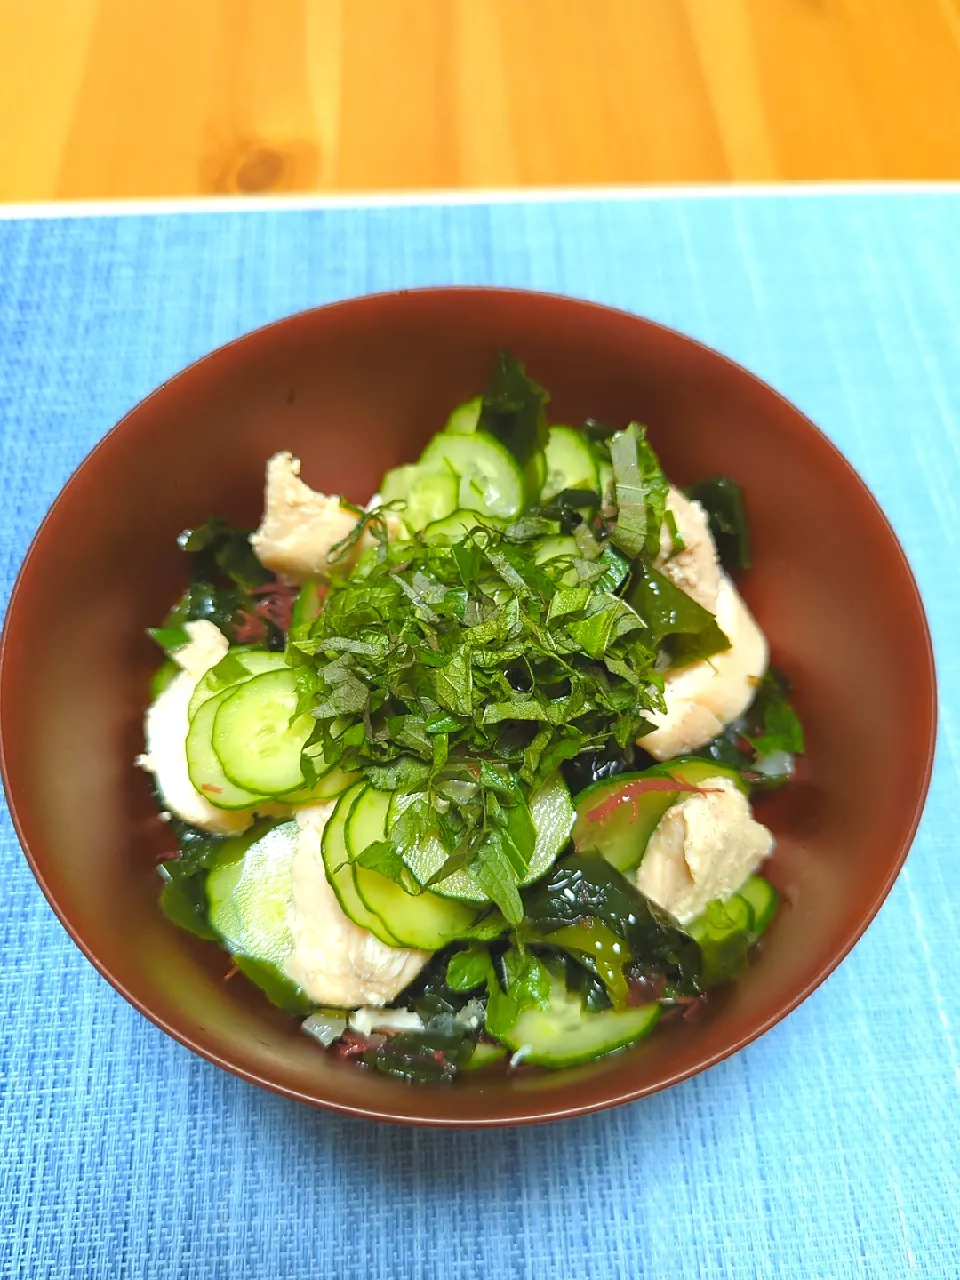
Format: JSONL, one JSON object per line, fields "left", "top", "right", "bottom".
{"left": 0, "top": 285, "right": 938, "bottom": 1127}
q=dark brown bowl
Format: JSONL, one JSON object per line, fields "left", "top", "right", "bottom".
{"left": 0, "top": 288, "right": 936, "bottom": 1127}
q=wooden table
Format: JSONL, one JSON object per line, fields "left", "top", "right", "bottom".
{"left": 2, "top": 0, "right": 959, "bottom": 201}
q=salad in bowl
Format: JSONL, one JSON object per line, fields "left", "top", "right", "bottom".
{"left": 141, "top": 351, "right": 803, "bottom": 1084}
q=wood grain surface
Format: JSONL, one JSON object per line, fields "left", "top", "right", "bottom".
{"left": 2, "top": 0, "right": 960, "bottom": 201}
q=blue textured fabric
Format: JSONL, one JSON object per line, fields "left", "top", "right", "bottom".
{"left": 1, "top": 192, "right": 959, "bottom": 1280}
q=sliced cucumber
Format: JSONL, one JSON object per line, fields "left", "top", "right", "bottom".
{"left": 232, "top": 956, "right": 314, "bottom": 1014}
{"left": 663, "top": 757, "right": 747, "bottom": 794}
{"left": 533, "top": 536, "right": 582, "bottom": 587}
{"left": 683, "top": 888, "right": 756, "bottom": 986}
{"left": 738, "top": 875, "right": 778, "bottom": 935}
{"left": 212, "top": 669, "right": 314, "bottom": 795}
{"left": 353, "top": 865, "right": 480, "bottom": 951}
{"left": 525, "top": 449, "right": 547, "bottom": 504}
{"left": 444, "top": 395, "right": 482, "bottom": 435}
{"left": 420, "top": 431, "right": 525, "bottom": 520}
{"left": 206, "top": 821, "right": 316, "bottom": 1012}
{"left": 344, "top": 784, "right": 393, "bottom": 856}
{"left": 380, "top": 464, "right": 417, "bottom": 505}
{"left": 379, "top": 464, "right": 460, "bottom": 532}
{"left": 686, "top": 893, "right": 752, "bottom": 944}
{"left": 533, "top": 536, "right": 581, "bottom": 565}
{"left": 199, "top": 820, "right": 274, "bottom": 942}
{"left": 408, "top": 469, "right": 462, "bottom": 531}
{"left": 343, "top": 784, "right": 480, "bottom": 948}
{"left": 186, "top": 689, "right": 268, "bottom": 810}
{"left": 407, "top": 469, "right": 460, "bottom": 531}
{"left": 282, "top": 760, "right": 359, "bottom": 806}
{"left": 320, "top": 783, "right": 403, "bottom": 943}
{"left": 392, "top": 772, "right": 574, "bottom": 903}
{"left": 207, "top": 820, "right": 298, "bottom": 968}
{"left": 187, "top": 649, "right": 289, "bottom": 720}
{"left": 463, "top": 1041, "right": 508, "bottom": 1071}
{"left": 541, "top": 426, "right": 600, "bottom": 502}
{"left": 349, "top": 785, "right": 484, "bottom": 909}
{"left": 573, "top": 758, "right": 746, "bottom": 873}
{"left": 572, "top": 768, "right": 674, "bottom": 872}
{"left": 290, "top": 581, "right": 325, "bottom": 634}
{"left": 598, "top": 458, "right": 614, "bottom": 504}
{"left": 499, "top": 972, "right": 661, "bottom": 1067}
{"left": 421, "top": 509, "right": 506, "bottom": 543}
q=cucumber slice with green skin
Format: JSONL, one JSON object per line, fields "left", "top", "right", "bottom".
{"left": 349, "top": 786, "right": 484, "bottom": 910}
{"left": 379, "top": 464, "right": 460, "bottom": 531}
{"left": 662, "top": 758, "right": 748, "bottom": 793}
{"left": 281, "top": 761, "right": 360, "bottom": 806}
{"left": 598, "top": 458, "right": 614, "bottom": 503}
{"left": 421, "top": 509, "right": 506, "bottom": 543}
{"left": 533, "top": 536, "right": 581, "bottom": 565}
{"left": 207, "top": 820, "right": 298, "bottom": 967}
{"left": 198, "top": 819, "right": 275, "bottom": 942}
{"left": 320, "top": 783, "right": 403, "bottom": 943}
{"left": 386, "top": 772, "right": 574, "bottom": 903}
{"left": 738, "top": 875, "right": 778, "bottom": 935}
{"left": 380, "top": 464, "right": 417, "bottom": 504}
{"left": 533, "top": 536, "right": 582, "bottom": 587}
{"left": 463, "top": 1041, "right": 508, "bottom": 1070}
{"left": 403, "top": 468, "right": 461, "bottom": 531}
{"left": 444, "top": 395, "right": 482, "bottom": 435}
{"left": 541, "top": 426, "right": 600, "bottom": 502}
{"left": 344, "top": 784, "right": 393, "bottom": 857}
{"left": 420, "top": 430, "right": 525, "bottom": 520}
{"left": 686, "top": 892, "right": 752, "bottom": 943}
{"left": 212, "top": 669, "right": 314, "bottom": 795}
{"left": 344, "top": 785, "right": 481, "bottom": 948}
{"left": 206, "top": 821, "right": 316, "bottom": 1012}
{"left": 232, "top": 956, "right": 314, "bottom": 1014}
{"left": 290, "top": 581, "right": 325, "bottom": 634}
{"left": 499, "top": 973, "right": 661, "bottom": 1067}
{"left": 572, "top": 768, "right": 674, "bottom": 872}
{"left": 186, "top": 688, "right": 269, "bottom": 810}
{"left": 684, "top": 889, "right": 756, "bottom": 986}
{"left": 187, "top": 650, "right": 289, "bottom": 720}
{"left": 572, "top": 758, "right": 745, "bottom": 873}
{"left": 524, "top": 449, "right": 547, "bottom": 505}
{"left": 354, "top": 864, "right": 481, "bottom": 950}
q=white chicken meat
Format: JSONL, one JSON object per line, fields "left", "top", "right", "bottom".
{"left": 635, "top": 776, "right": 773, "bottom": 923}
{"left": 284, "top": 803, "right": 429, "bottom": 1008}
{"left": 251, "top": 453, "right": 406, "bottom": 585}
{"left": 641, "top": 574, "right": 769, "bottom": 761}
{"left": 251, "top": 452, "right": 365, "bottom": 585}
{"left": 655, "top": 486, "right": 722, "bottom": 612}
{"left": 139, "top": 620, "right": 253, "bottom": 836}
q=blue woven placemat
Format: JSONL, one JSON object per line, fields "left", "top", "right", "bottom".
{"left": 1, "top": 191, "right": 958, "bottom": 1280}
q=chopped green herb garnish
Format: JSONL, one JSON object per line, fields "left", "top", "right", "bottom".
{"left": 291, "top": 520, "right": 691, "bottom": 922}
{"left": 608, "top": 423, "right": 670, "bottom": 561}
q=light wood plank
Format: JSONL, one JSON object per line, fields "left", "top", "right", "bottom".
{"left": 1, "top": 0, "right": 960, "bottom": 201}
